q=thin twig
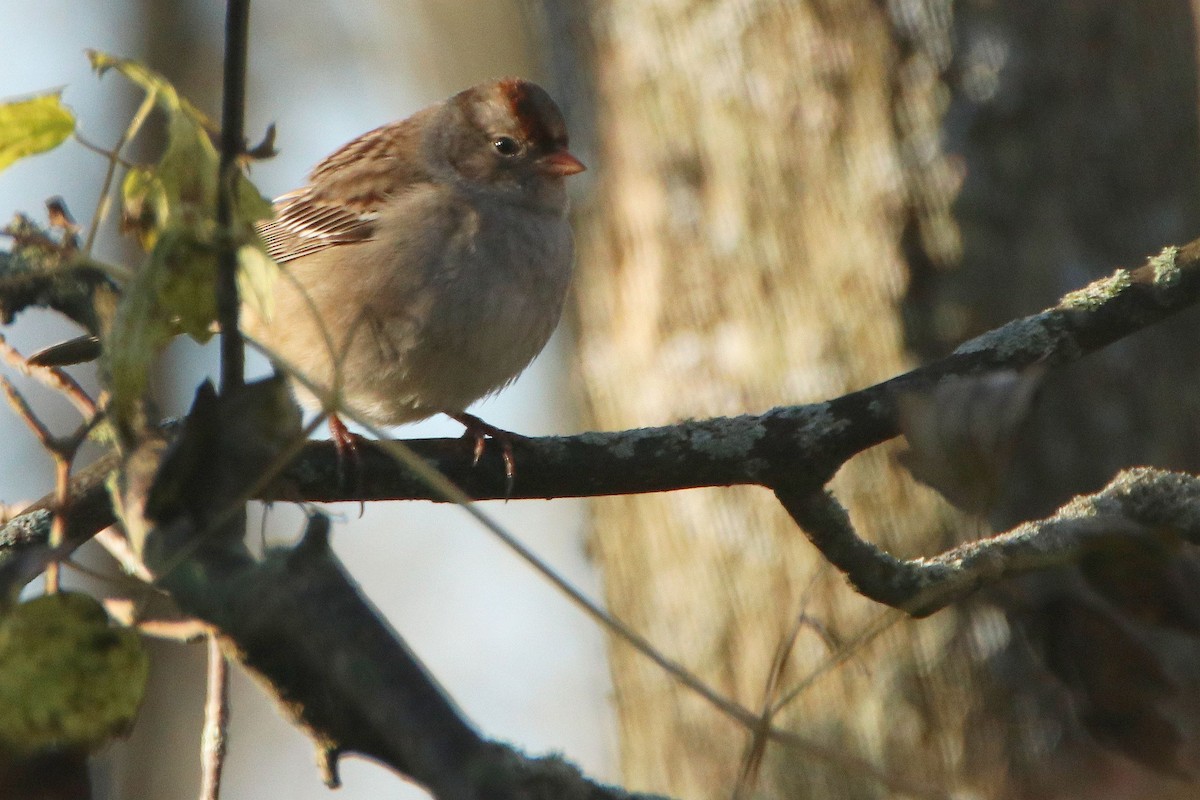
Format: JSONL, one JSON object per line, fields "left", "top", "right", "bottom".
{"left": 95, "top": 527, "right": 155, "bottom": 583}
{"left": 84, "top": 89, "right": 157, "bottom": 254}
{"left": 102, "top": 597, "right": 207, "bottom": 642}
{"left": 45, "top": 456, "right": 71, "bottom": 593}
{"left": 733, "top": 572, "right": 833, "bottom": 800}
{"left": 0, "top": 338, "right": 98, "bottom": 595}
{"left": 137, "top": 617, "right": 212, "bottom": 643}
{"left": 0, "top": 378, "right": 80, "bottom": 594}
{"left": 216, "top": 0, "right": 251, "bottom": 392}
{"left": 200, "top": 633, "right": 230, "bottom": 800}
{"left": 1, "top": 377, "right": 55, "bottom": 450}
{"left": 0, "top": 335, "right": 97, "bottom": 418}
{"left": 772, "top": 608, "right": 904, "bottom": 715}
{"left": 72, "top": 131, "right": 137, "bottom": 168}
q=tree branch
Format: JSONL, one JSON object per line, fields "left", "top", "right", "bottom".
{"left": 3, "top": 242, "right": 1200, "bottom": 574}
{"left": 0, "top": 239, "right": 1198, "bottom": 796}
{"left": 777, "top": 467, "right": 1200, "bottom": 617}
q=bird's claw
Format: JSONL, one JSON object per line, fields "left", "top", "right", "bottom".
{"left": 329, "top": 413, "right": 367, "bottom": 513}
{"left": 450, "top": 412, "right": 523, "bottom": 497}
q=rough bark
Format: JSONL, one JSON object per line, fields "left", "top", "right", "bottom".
{"left": 559, "top": 2, "right": 968, "bottom": 797}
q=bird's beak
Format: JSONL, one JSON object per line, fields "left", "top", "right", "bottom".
{"left": 537, "top": 149, "right": 587, "bottom": 177}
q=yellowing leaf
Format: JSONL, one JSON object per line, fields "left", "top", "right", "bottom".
{"left": 104, "top": 224, "right": 221, "bottom": 425}
{"left": 237, "top": 175, "right": 274, "bottom": 225}
{"left": 0, "top": 593, "right": 148, "bottom": 756}
{"left": 121, "top": 166, "right": 168, "bottom": 249}
{"left": 157, "top": 227, "right": 219, "bottom": 341}
{"left": 237, "top": 243, "right": 279, "bottom": 321}
{"left": 0, "top": 92, "right": 76, "bottom": 173}
{"left": 88, "top": 50, "right": 213, "bottom": 130}
{"left": 90, "top": 51, "right": 279, "bottom": 425}
{"left": 89, "top": 50, "right": 219, "bottom": 230}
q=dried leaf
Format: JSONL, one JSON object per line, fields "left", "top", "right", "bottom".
{"left": 1037, "top": 596, "right": 1188, "bottom": 777}
{"left": 896, "top": 368, "right": 1043, "bottom": 514}
{"left": 1080, "top": 538, "right": 1200, "bottom": 634}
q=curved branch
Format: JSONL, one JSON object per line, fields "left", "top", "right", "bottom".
{"left": 0, "top": 241, "right": 1198, "bottom": 797}
{"left": 778, "top": 467, "right": 1200, "bottom": 617}
{"left": 3, "top": 242, "right": 1200, "bottom": 575}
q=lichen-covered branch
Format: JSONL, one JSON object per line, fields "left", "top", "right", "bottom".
{"left": 1, "top": 237, "right": 1199, "bottom": 797}
{"left": 3, "top": 241, "right": 1200, "bottom": 570}
{"left": 779, "top": 468, "right": 1200, "bottom": 617}
{"left": 110, "top": 379, "right": 666, "bottom": 800}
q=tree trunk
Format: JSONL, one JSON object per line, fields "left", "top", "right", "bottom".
{"left": 559, "top": 2, "right": 964, "bottom": 797}
{"left": 553, "top": 0, "right": 1200, "bottom": 797}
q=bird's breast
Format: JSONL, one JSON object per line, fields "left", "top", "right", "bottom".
{"left": 389, "top": 204, "right": 574, "bottom": 413}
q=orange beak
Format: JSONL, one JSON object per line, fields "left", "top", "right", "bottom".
{"left": 537, "top": 149, "right": 587, "bottom": 177}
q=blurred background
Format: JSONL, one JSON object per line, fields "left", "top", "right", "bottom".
{"left": 9, "top": 2, "right": 1200, "bottom": 799}
{"left": 0, "top": 2, "right": 614, "bottom": 798}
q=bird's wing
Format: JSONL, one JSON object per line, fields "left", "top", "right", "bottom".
{"left": 258, "top": 108, "right": 437, "bottom": 264}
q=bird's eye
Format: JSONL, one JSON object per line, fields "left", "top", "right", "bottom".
{"left": 492, "top": 136, "right": 522, "bottom": 157}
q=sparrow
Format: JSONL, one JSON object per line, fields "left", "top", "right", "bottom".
{"left": 244, "top": 78, "right": 585, "bottom": 480}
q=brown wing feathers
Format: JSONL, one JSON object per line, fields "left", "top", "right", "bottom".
{"left": 257, "top": 110, "right": 434, "bottom": 264}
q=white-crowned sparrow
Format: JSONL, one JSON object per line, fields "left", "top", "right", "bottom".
{"left": 244, "top": 79, "right": 585, "bottom": 472}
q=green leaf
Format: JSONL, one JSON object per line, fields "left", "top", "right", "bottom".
{"left": 90, "top": 51, "right": 278, "bottom": 427}
{"left": 0, "top": 593, "right": 148, "bottom": 756}
{"left": 120, "top": 166, "right": 168, "bottom": 249}
{"left": 237, "top": 242, "right": 279, "bottom": 321}
{"left": 88, "top": 50, "right": 273, "bottom": 235}
{"left": 157, "top": 227, "right": 219, "bottom": 341}
{"left": 0, "top": 92, "right": 75, "bottom": 173}
{"left": 104, "top": 224, "right": 219, "bottom": 425}
{"left": 237, "top": 174, "right": 275, "bottom": 224}
{"left": 89, "top": 50, "right": 219, "bottom": 232}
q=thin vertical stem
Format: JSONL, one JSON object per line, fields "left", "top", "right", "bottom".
{"left": 44, "top": 456, "right": 71, "bottom": 594}
{"left": 200, "top": 633, "right": 230, "bottom": 800}
{"left": 216, "top": 0, "right": 251, "bottom": 392}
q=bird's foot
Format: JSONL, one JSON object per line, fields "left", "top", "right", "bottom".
{"left": 447, "top": 411, "right": 526, "bottom": 496}
{"left": 328, "top": 413, "right": 367, "bottom": 500}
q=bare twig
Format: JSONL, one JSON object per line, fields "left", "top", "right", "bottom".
{"left": 94, "top": 527, "right": 155, "bottom": 583}
{"left": 0, "top": 337, "right": 98, "bottom": 595}
{"left": 0, "top": 378, "right": 78, "bottom": 593}
{"left": 73, "top": 131, "right": 137, "bottom": 168}
{"left": 200, "top": 634, "right": 230, "bottom": 800}
{"left": 1, "top": 377, "right": 55, "bottom": 450}
{"left": 215, "top": 0, "right": 250, "bottom": 392}
{"left": 734, "top": 579, "right": 836, "bottom": 800}
{"left": 137, "top": 617, "right": 211, "bottom": 643}
{"left": 45, "top": 456, "right": 71, "bottom": 594}
{"left": 0, "top": 334, "right": 97, "bottom": 418}
{"left": 83, "top": 89, "right": 157, "bottom": 254}
{"left": 102, "top": 597, "right": 208, "bottom": 642}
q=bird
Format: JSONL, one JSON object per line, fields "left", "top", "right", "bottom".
{"left": 243, "top": 78, "right": 585, "bottom": 482}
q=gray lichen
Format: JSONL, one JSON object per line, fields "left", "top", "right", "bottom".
{"left": 1059, "top": 268, "right": 1132, "bottom": 311}
{"left": 1150, "top": 245, "right": 1181, "bottom": 290}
